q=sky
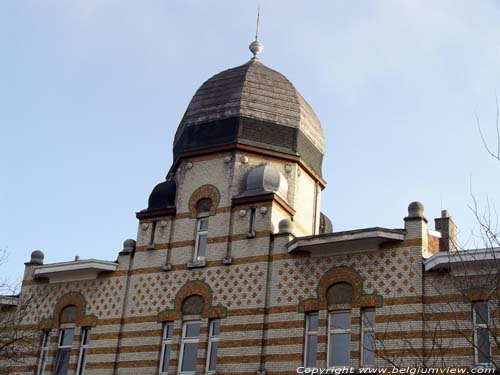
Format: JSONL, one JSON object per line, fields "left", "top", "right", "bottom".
{"left": 1, "top": 1, "right": 500, "bottom": 283}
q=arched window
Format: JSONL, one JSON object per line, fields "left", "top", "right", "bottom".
{"left": 55, "top": 306, "right": 77, "bottom": 375}
{"left": 327, "top": 283, "right": 353, "bottom": 367}
{"left": 196, "top": 198, "right": 212, "bottom": 214}
{"left": 193, "top": 199, "right": 212, "bottom": 262}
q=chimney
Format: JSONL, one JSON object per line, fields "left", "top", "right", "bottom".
{"left": 434, "top": 210, "right": 457, "bottom": 252}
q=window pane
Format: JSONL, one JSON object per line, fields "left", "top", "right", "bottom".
{"left": 82, "top": 328, "right": 90, "bottom": 345}
{"left": 308, "top": 313, "right": 318, "bottom": 332}
{"left": 185, "top": 322, "right": 201, "bottom": 338}
{"left": 165, "top": 323, "right": 174, "bottom": 339}
{"left": 477, "top": 327, "right": 490, "bottom": 364}
{"left": 161, "top": 344, "right": 171, "bottom": 372}
{"left": 211, "top": 320, "right": 220, "bottom": 336}
{"left": 181, "top": 342, "right": 199, "bottom": 372}
{"left": 331, "top": 312, "right": 351, "bottom": 330}
{"left": 60, "top": 329, "right": 74, "bottom": 347}
{"left": 362, "top": 310, "right": 375, "bottom": 329}
{"left": 199, "top": 219, "right": 209, "bottom": 231}
{"left": 475, "top": 303, "right": 489, "bottom": 325}
{"left": 55, "top": 348, "right": 71, "bottom": 375}
{"left": 208, "top": 341, "right": 219, "bottom": 372}
{"left": 196, "top": 234, "right": 207, "bottom": 258}
{"left": 77, "top": 349, "right": 87, "bottom": 375}
{"left": 306, "top": 334, "right": 318, "bottom": 367}
{"left": 42, "top": 331, "right": 50, "bottom": 347}
{"left": 362, "top": 330, "right": 375, "bottom": 366}
{"left": 329, "top": 333, "right": 350, "bottom": 367}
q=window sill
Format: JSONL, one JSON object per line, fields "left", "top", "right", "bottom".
{"left": 187, "top": 259, "right": 207, "bottom": 269}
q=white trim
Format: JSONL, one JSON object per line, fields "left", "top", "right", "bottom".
{"left": 360, "top": 309, "right": 375, "bottom": 367}
{"left": 473, "top": 302, "right": 491, "bottom": 366}
{"left": 303, "top": 312, "right": 318, "bottom": 367}
{"left": 288, "top": 228, "right": 405, "bottom": 254}
{"left": 193, "top": 218, "right": 209, "bottom": 261}
{"left": 424, "top": 247, "right": 500, "bottom": 271}
{"left": 327, "top": 311, "right": 351, "bottom": 367}
{"left": 76, "top": 327, "right": 91, "bottom": 375}
{"left": 178, "top": 321, "right": 201, "bottom": 375}
{"left": 36, "top": 331, "right": 50, "bottom": 375}
{"left": 34, "top": 259, "right": 118, "bottom": 283}
{"left": 205, "top": 319, "right": 220, "bottom": 374}
{"left": 55, "top": 328, "right": 75, "bottom": 373}
{"left": 159, "top": 322, "right": 174, "bottom": 375}
{"left": 0, "top": 295, "right": 19, "bottom": 306}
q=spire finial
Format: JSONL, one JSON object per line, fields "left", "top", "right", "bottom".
{"left": 255, "top": 6, "right": 260, "bottom": 41}
{"left": 249, "top": 7, "right": 263, "bottom": 60}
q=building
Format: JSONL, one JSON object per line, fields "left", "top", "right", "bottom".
{"left": 3, "top": 37, "right": 499, "bottom": 374}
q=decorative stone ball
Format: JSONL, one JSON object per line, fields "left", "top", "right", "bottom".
{"left": 122, "top": 239, "right": 136, "bottom": 253}
{"left": 408, "top": 201, "right": 425, "bottom": 218}
{"left": 260, "top": 206, "right": 268, "bottom": 214}
{"left": 239, "top": 209, "right": 247, "bottom": 217}
{"left": 240, "top": 155, "right": 249, "bottom": 164}
{"left": 30, "top": 250, "right": 44, "bottom": 265}
{"left": 278, "top": 219, "right": 294, "bottom": 234}
{"left": 186, "top": 161, "right": 193, "bottom": 170}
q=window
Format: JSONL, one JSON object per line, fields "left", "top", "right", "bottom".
{"left": 328, "top": 311, "right": 351, "bottom": 367}
{"left": 55, "top": 328, "right": 75, "bottom": 375}
{"left": 159, "top": 322, "right": 174, "bottom": 374}
{"left": 194, "top": 218, "right": 209, "bottom": 261}
{"left": 206, "top": 319, "right": 220, "bottom": 373}
{"left": 76, "top": 327, "right": 91, "bottom": 375}
{"left": 148, "top": 221, "right": 157, "bottom": 250}
{"left": 247, "top": 208, "right": 256, "bottom": 238}
{"left": 37, "top": 331, "right": 50, "bottom": 375}
{"left": 473, "top": 302, "right": 491, "bottom": 366}
{"left": 304, "top": 312, "right": 318, "bottom": 367}
{"left": 179, "top": 321, "right": 201, "bottom": 374}
{"left": 361, "top": 309, "right": 375, "bottom": 367}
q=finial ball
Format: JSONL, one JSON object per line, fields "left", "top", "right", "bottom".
{"left": 30, "top": 250, "right": 44, "bottom": 265}
{"left": 249, "top": 40, "right": 263, "bottom": 59}
{"left": 407, "top": 201, "right": 425, "bottom": 219}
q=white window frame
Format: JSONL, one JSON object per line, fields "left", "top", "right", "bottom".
{"left": 179, "top": 321, "right": 201, "bottom": 375}
{"left": 76, "top": 327, "right": 91, "bottom": 375}
{"left": 473, "top": 302, "right": 491, "bottom": 366}
{"left": 361, "top": 309, "right": 375, "bottom": 367}
{"left": 55, "top": 327, "right": 75, "bottom": 375}
{"left": 206, "top": 319, "right": 220, "bottom": 374}
{"left": 37, "top": 330, "right": 51, "bottom": 375}
{"left": 303, "top": 312, "right": 318, "bottom": 367}
{"left": 327, "top": 310, "right": 351, "bottom": 367}
{"left": 193, "top": 217, "right": 209, "bottom": 261}
{"left": 159, "top": 322, "right": 174, "bottom": 375}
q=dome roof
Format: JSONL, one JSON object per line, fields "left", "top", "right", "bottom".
{"left": 148, "top": 180, "right": 176, "bottom": 210}
{"left": 173, "top": 59, "right": 325, "bottom": 176}
{"left": 237, "top": 164, "right": 288, "bottom": 200}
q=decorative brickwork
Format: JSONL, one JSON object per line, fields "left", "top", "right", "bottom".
{"left": 188, "top": 184, "right": 220, "bottom": 218}
{"left": 298, "top": 266, "right": 383, "bottom": 312}
{"left": 39, "top": 292, "right": 97, "bottom": 329}
{"left": 157, "top": 280, "right": 227, "bottom": 321}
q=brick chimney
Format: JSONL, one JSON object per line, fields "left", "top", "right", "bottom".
{"left": 434, "top": 209, "right": 457, "bottom": 252}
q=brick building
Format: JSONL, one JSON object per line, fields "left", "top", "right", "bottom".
{"left": 3, "top": 38, "right": 499, "bottom": 374}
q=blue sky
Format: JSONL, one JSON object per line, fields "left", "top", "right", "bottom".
{"left": 1, "top": 1, "right": 500, "bottom": 282}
